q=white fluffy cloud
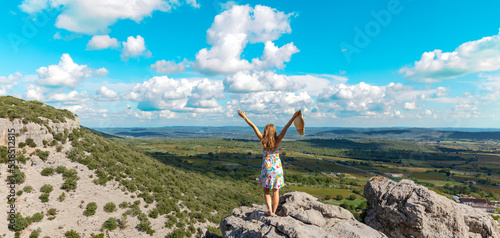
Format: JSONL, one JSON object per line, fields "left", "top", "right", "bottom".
{"left": 121, "top": 35, "right": 152, "bottom": 61}
{"left": 24, "top": 84, "right": 47, "bottom": 101}
{"left": 95, "top": 86, "right": 119, "bottom": 101}
{"left": 224, "top": 71, "right": 300, "bottom": 93}
{"left": 123, "top": 76, "right": 224, "bottom": 111}
{"left": 192, "top": 4, "right": 297, "bottom": 75}
{"left": 36, "top": 53, "right": 108, "bottom": 88}
{"left": 151, "top": 59, "right": 187, "bottom": 74}
{"left": 288, "top": 74, "right": 348, "bottom": 96}
{"left": 46, "top": 90, "right": 88, "bottom": 103}
{"left": 0, "top": 72, "right": 22, "bottom": 95}
{"left": 87, "top": 35, "right": 120, "bottom": 50}
{"left": 404, "top": 102, "right": 417, "bottom": 110}
{"left": 226, "top": 91, "right": 313, "bottom": 115}
{"left": 317, "top": 82, "right": 447, "bottom": 117}
{"left": 20, "top": 0, "right": 200, "bottom": 34}
{"left": 253, "top": 41, "right": 299, "bottom": 69}
{"left": 400, "top": 29, "right": 500, "bottom": 81}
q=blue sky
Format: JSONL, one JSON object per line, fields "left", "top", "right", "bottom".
{"left": 1, "top": 0, "right": 500, "bottom": 128}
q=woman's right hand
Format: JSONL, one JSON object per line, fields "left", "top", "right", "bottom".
{"left": 238, "top": 110, "right": 246, "bottom": 118}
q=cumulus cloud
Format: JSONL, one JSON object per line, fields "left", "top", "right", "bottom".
{"left": 20, "top": 0, "right": 200, "bottom": 34}
{"left": 253, "top": 41, "right": 299, "bottom": 69}
{"left": 404, "top": 102, "right": 417, "bottom": 110}
{"left": 400, "top": 29, "right": 500, "bottom": 81}
{"left": 95, "top": 86, "right": 119, "bottom": 101}
{"left": 288, "top": 74, "right": 348, "bottom": 96}
{"left": 24, "top": 84, "right": 47, "bottom": 101}
{"left": 192, "top": 4, "right": 297, "bottom": 75}
{"left": 151, "top": 59, "right": 187, "bottom": 74}
{"left": 227, "top": 91, "right": 313, "bottom": 116}
{"left": 317, "top": 82, "right": 447, "bottom": 117}
{"left": 0, "top": 72, "right": 22, "bottom": 95}
{"left": 87, "top": 35, "right": 120, "bottom": 50}
{"left": 46, "top": 90, "right": 88, "bottom": 103}
{"left": 36, "top": 53, "right": 108, "bottom": 88}
{"left": 224, "top": 71, "right": 300, "bottom": 93}
{"left": 121, "top": 35, "right": 152, "bottom": 61}
{"left": 123, "top": 76, "right": 224, "bottom": 111}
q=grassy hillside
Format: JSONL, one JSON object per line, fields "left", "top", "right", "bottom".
{"left": 0, "top": 96, "right": 76, "bottom": 123}
{"left": 0, "top": 96, "right": 261, "bottom": 237}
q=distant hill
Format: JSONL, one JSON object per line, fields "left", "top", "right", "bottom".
{"left": 95, "top": 126, "right": 500, "bottom": 141}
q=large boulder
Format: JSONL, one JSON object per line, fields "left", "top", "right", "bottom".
{"left": 363, "top": 176, "right": 500, "bottom": 238}
{"left": 220, "top": 191, "right": 387, "bottom": 238}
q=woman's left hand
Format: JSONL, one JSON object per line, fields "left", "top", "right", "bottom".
{"left": 238, "top": 110, "right": 246, "bottom": 118}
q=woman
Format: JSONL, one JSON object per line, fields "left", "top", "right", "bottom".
{"left": 238, "top": 109, "right": 301, "bottom": 216}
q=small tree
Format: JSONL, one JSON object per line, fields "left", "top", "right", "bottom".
{"left": 349, "top": 194, "right": 356, "bottom": 200}
{"left": 336, "top": 194, "right": 344, "bottom": 200}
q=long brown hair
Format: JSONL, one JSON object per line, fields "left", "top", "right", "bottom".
{"left": 261, "top": 123, "right": 278, "bottom": 150}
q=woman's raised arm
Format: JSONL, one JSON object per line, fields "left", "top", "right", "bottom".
{"left": 238, "top": 110, "right": 263, "bottom": 140}
{"left": 277, "top": 110, "right": 301, "bottom": 142}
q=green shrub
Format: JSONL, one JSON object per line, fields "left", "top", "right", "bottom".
{"left": 17, "top": 155, "right": 27, "bottom": 164}
{"left": 104, "top": 202, "right": 116, "bottom": 213}
{"left": 31, "top": 212, "right": 44, "bottom": 222}
{"left": 47, "top": 208, "right": 57, "bottom": 216}
{"left": 102, "top": 217, "right": 118, "bottom": 230}
{"left": 42, "top": 140, "right": 48, "bottom": 146}
{"left": 16, "top": 190, "right": 23, "bottom": 196}
{"left": 61, "top": 178, "right": 77, "bottom": 191}
{"left": 23, "top": 186, "right": 33, "bottom": 193}
{"left": 58, "top": 192, "right": 66, "bottom": 202}
{"left": 10, "top": 167, "right": 26, "bottom": 184}
{"left": 29, "top": 228, "right": 41, "bottom": 238}
{"left": 25, "top": 138, "right": 37, "bottom": 148}
{"left": 56, "top": 145, "right": 63, "bottom": 152}
{"left": 56, "top": 166, "right": 67, "bottom": 174}
{"left": 84, "top": 202, "right": 97, "bottom": 216}
{"left": 65, "top": 230, "right": 80, "bottom": 238}
{"left": 18, "top": 142, "right": 26, "bottom": 148}
{"left": 336, "top": 194, "right": 344, "bottom": 200}
{"left": 36, "top": 149, "right": 50, "bottom": 161}
{"left": 119, "top": 214, "right": 128, "bottom": 229}
{"left": 40, "top": 184, "right": 53, "bottom": 193}
{"left": 119, "top": 201, "right": 128, "bottom": 209}
{"left": 41, "top": 167, "right": 54, "bottom": 176}
{"left": 39, "top": 193, "right": 49, "bottom": 202}
{"left": 349, "top": 194, "right": 356, "bottom": 200}
{"left": 9, "top": 213, "right": 29, "bottom": 231}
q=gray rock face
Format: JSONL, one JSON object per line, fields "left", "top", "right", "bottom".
{"left": 220, "top": 191, "right": 387, "bottom": 238}
{"left": 0, "top": 117, "right": 80, "bottom": 147}
{"left": 364, "top": 176, "right": 500, "bottom": 238}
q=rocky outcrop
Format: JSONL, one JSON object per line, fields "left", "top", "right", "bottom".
{"left": 364, "top": 176, "right": 500, "bottom": 238}
{"left": 219, "top": 191, "right": 387, "bottom": 238}
{"left": 0, "top": 117, "right": 80, "bottom": 147}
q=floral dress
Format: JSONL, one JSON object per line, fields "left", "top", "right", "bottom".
{"left": 258, "top": 147, "right": 284, "bottom": 189}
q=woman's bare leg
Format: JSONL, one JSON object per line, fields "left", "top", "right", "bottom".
{"left": 272, "top": 189, "right": 280, "bottom": 214}
{"left": 264, "top": 187, "right": 272, "bottom": 215}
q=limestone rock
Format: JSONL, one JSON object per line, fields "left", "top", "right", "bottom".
{"left": 220, "top": 191, "right": 387, "bottom": 238}
{"left": 363, "top": 176, "right": 500, "bottom": 238}
{"left": 0, "top": 117, "right": 80, "bottom": 147}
